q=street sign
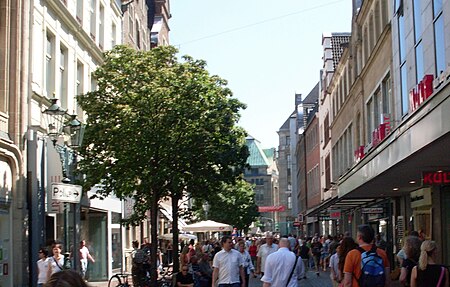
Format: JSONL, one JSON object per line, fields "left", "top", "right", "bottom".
{"left": 361, "top": 207, "right": 384, "bottom": 214}
{"left": 51, "top": 183, "right": 82, "bottom": 203}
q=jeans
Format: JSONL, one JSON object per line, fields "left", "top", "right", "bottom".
{"left": 80, "top": 258, "right": 88, "bottom": 279}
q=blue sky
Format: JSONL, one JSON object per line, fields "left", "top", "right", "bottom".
{"left": 170, "top": 0, "right": 352, "bottom": 148}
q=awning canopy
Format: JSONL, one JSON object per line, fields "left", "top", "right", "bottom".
{"left": 159, "top": 202, "right": 187, "bottom": 228}
{"left": 258, "top": 205, "right": 286, "bottom": 212}
{"left": 182, "top": 220, "right": 233, "bottom": 232}
{"left": 305, "top": 196, "right": 380, "bottom": 217}
{"left": 159, "top": 233, "right": 197, "bottom": 241}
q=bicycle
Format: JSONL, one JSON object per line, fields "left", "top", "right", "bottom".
{"left": 108, "top": 273, "right": 132, "bottom": 287}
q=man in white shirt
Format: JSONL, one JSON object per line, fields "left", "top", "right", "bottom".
{"left": 79, "top": 240, "right": 95, "bottom": 280}
{"left": 212, "top": 235, "right": 246, "bottom": 287}
{"left": 256, "top": 232, "right": 278, "bottom": 276}
{"left": 261, "top": 238, "right": 305, "bottom": 287}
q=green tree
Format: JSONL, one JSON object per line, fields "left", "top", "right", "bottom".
{"left": 193, "top": 179, "right": 259, "bottom": 232}
{"left": 77, "top": 45, "right": 249, "bottom": 283}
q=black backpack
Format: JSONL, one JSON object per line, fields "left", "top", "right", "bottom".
{"left": 358, "top": 245, "right": 386, "bottom": 287}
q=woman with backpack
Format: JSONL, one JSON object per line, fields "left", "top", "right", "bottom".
{"left": 399, "top": 236, "right": 421, "bottom": 286}
{"left": 410, "top": 240, "right": 449, "bottom": 287}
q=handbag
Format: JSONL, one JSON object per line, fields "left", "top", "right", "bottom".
{"left": 436, "top": 266, "right": 445, "bottom": 287}
{"left": 286, "top": 255, "right": 299, "bottom": 287}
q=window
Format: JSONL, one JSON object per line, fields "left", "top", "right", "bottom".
{"left": 128, "top": 5, "right": 134, "bottom": 38}
{"left": 111, "top": 23, "right": 117, "bottom": 48}
{"left": 382, "top": 74, "right": 391, "bottom": 116}
{"left": 286, "top": 136, "right": 290, "bottom": 147}
{"left": 89, "top": 0, "right": 96, "bottom": 40}
{"left": 400, "top": 64, "right": 408, "bottom": 116}
{"left": 325, "top": 155, "right": 331, "bottom": 189}
{"left": 415, "top": 42, "right": 424, "bottom": 83}
{"left": 76, "top": 0, "right": 83, "bottom": 23}
{"left": 323, "top": 114, "right": 330, "bottom": 145}
{"left": 369, "top": 13, "right": 375, "bottom": 51}
{"left": 76, "top": 61, "right": 84, "bottom": 118}
{"left": 59, "top": 45, "right": 68, "bottom": 109}
{"left": 99, "top": 4, "right": 104, "bottom": 49}
{"left": 287, "top": 195, "right": 292, "bottom": 209}
{"left": 374, "top": 89, "right": 381, "bottom": 127}
{"left": 136, "top": 20, "right": 140, "bottom": 49}
{"left": 433, "top": 2, "right": 445, "bottom": 76}
{"left": 366, "top": 98, "right": 373, "bottom": 141}
{"left": 398, "top": 15, "right": 406, "bottom": 62}
{"left": 45, "top": 32, "right": 55, "bottom": 97}
{"left": 413, "top": 0, "right": 423, "bottom": 84}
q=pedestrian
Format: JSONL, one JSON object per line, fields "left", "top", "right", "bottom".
{"left": 180, "top": 245, "right": 190, "bottom": 267}
{"left": 131, "top": 240, "right": 147, "bottom": 287}
{"left": 410, "top": 240, "right": 449, "bottom": 287}
{"left": 79, "top": 240, "right": 95, "bottom": 280}
{"left": 256, "top": 232, "right": 278, "bottom": 276}
{"left": 37, "top": 247, "right": 50, "bottom": 286}
{"left": 175, "top": 265, "right": 194, "bottom": 287}
{"left": 166, "top": 241, "right": 173, "bottom": 265}
{"left": 47, "top": 242, "right": 66, "bottom": 278}
{"left": 343, "top": 224, "right": 391, "bottom": 287}
{"left": 298, "top": 239, "right": 310, "bottom": 279}
{"left": 46, "top": 269, "right": 89, "bottom": 287}
{"left": 322, "top": 235, "right": 332, "bottom": 271}
{"left": 375, "top": 233, "right": 387, "bottom": 251}
{"left": 261, "top": 238, "right": 304, "bottom": 287}
{"left": 329, "top": 244, "right": 341, "bottom": 287}
{"left": 248, "top": 240, "right": 257, "bottom": 267}
{"left": 198, "top": 253, "right": 213, "bottom": 287}
{"left": 338, "top": 236, "right": 357, "bottom": 285}
{"left": 399, "top": 236, "right": 421, "bottom": 286}
{"left": 238, "top": 241, "right": 255, "bottom": 287}
{"left": 212, "top": 235, "right": 246, "bottom": 287}
{"left": 310, "top": 236, "right": 323, "bottom": 276}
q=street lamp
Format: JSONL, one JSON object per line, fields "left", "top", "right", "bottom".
{"left": 202, "top": 201, "right": 210, "bottom": 220}
{"left": 42, "top": 98, "right": 85, "bottom": 272}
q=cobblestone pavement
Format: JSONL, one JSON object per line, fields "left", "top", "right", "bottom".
{"left": 248, "top": 270, "right": 333, "bottom": 287}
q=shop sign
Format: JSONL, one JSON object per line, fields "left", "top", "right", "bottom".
{"left": 409, "top": 74, "right": 434, "bottom": 113}
{"left": 410, "top": 188, "right": 432, "bottom": 208}
{"left": 362, "top": 207, "right": 384, "bottom": 214}
{"left": 293, "top": 221, "right": 301, "bottom": 227}
{"left": 329, "top": 210, "right": 341, "bottom": 219}
{"left": 422, "top": 171, "right": 450, "bottom": 185}
{"left": 258, "top": 205, "right": 286, "bottom": 212}
{"left": 318, "top": 216, "right": 331, "bottom": 221}
{"left": 51, "top": 183, "right": 82, "bottom": 203}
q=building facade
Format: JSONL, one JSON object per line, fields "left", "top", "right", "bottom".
{"left": 29, "top": 0, "right": 123, "bottom": 283}
{"left": 0, "top": 0, "right": 29, "bottom": 285}
{"left": 244, "top": 136, "right": 279, "bottom": 232}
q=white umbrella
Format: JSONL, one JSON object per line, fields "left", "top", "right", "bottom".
{"left": 182, "top": 220, "right": 233, "bottom": 232}
{"left": 159, "top": 233, "right": 197, "bottom": 240}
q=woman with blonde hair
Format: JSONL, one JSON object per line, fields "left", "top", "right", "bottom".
{"left": 399, "top": 236, "right": 422, "bottom": 286}
{"left": 410, "top": 240, "right": 449, "bottom": 287}
{"left": 180, "top": 245, "right": 190, "bottom": 267}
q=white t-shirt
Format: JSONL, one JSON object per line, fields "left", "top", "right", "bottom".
{"left": 261, "top": 247, "right": 304, "bottom": 287}
{"left": 80, "top": 246, "right": 90, "bottom": 260}
{"left": 37, "top": 258, "right": 50, "bottom": 284}
{"left": 49, "top": 255, "right": 65, "bottom": 275}
{"left": 212, "top": 248, "right": 244, "bottom": 284}
{"left": 257, "top": 243, "right": 279, "bottom": 273}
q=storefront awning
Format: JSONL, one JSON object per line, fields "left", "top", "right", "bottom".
{"left": 258, "top": 205, "right": 286, "bottom": 212}
{"left": 159, "top": 202, "right": 187, "bottom": 228}
{"left": 305, "top": 196, "right": 380, "bottom": 217}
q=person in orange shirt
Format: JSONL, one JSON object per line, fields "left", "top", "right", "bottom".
{"left": 343, "top": 225, "right": 391, "bottom": 287}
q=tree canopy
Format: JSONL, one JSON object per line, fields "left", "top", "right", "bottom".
{"left": 77, "top": 45, "right": 249, "bottom": 281}
{"left": 192, "top": 179, "right": 259, "bottom": 231}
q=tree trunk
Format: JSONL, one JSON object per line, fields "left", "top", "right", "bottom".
{"left": 171, "top": 194, "right": 180, "bottom": 272}
{"left": 150, "top": 194, "right": 158, "bottom": 287}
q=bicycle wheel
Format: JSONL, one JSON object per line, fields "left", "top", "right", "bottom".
{"left": 108, "top": 275, "right": 123, "bottom": 287}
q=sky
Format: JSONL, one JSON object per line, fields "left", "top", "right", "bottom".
{"left": 170, "top": 0, "right": 352, "bottom": 149}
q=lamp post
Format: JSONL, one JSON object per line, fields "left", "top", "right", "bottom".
{"left": 42, "top": 98, "right": 85, "bottom": 272}
{"left": 202, "top": 201, "right": 210, "bottom": 220}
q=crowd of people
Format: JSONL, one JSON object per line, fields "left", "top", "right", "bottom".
{"left": 36, "top": 225, "right": 449, "bottom": 287}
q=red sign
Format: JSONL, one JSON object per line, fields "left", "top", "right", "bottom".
{"left": 258, "top": 205, "right": 286, "bottom": 212}
{"left": 354, "top": 145, "right": 365, "bottom": 162}
{"left": 422, "top": 171, "right": 450, "bottom": 185}
{"left": 409, "top": 74, "right": 434, "bottom": 112}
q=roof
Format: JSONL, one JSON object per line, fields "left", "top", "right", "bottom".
{"left": 246, "top": 136, "right": 271, "bottom": 167}
{"left": 263, "top": 148, "right": 275, "bottom": 165}
{"left": 330, "top": 33, "right": 351, "bottom": 69}
{"left": 303, "top": 82, "right": 320, "bottom": 105}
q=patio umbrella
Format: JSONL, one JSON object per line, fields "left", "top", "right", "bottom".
{"left": 159, "top": 233, "right": 197, "bottom": 240}
{"left": 182, "top": 220, "right": 233, "bottom": 232}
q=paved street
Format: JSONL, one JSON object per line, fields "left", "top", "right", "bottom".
{"left": 248, "top": 270, "right": 333, "bottom": 287}
{"left": 90, "top": 270, "right": 333, "bottom": 287}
